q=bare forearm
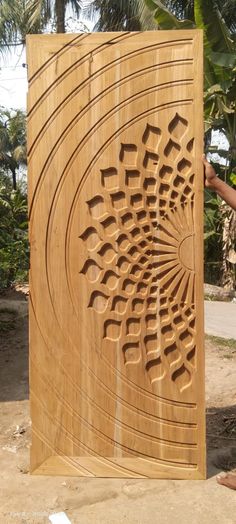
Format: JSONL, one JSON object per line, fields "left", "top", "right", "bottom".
{"left": 210, "top": 177, "right": 236, "bottom": 210}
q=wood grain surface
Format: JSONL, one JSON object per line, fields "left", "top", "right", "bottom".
{"left": 27, "top": 31, "right": 205, "bottom": 478}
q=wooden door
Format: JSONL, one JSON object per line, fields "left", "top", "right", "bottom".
{"left": 27, "top": 31, "right": 205, "bottom": 478}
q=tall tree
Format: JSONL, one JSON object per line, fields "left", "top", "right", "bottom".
{"left": 53, "top": 0, "right": 81, "bottom": 33}
{"left": 0, "top": 0, "right": 82, "bottom": 49}
{"left": 0, "top": 108, "right": 27, "bottom": 190}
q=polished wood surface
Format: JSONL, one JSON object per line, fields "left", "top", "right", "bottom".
{"left": 27, "top": 31, "right": 205, "bottom": 478}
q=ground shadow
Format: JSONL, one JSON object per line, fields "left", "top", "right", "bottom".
{"left": 207, "top": 405, "right": 236, "bottom": 478}
{"left": 0, "top": 291, "right": 29, "bottom": 402}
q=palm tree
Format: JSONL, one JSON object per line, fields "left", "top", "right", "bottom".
{"left": 0, "top": 0, "right": 82, "bottom": 50}
{"left": 82, "top": 0, "right": 157, "bottom": 31}
{"left": 53, "top": 0, "right": 81, "bottom": 33}
{"left": 0, "top": 108, "right": 27, "bottom": 190}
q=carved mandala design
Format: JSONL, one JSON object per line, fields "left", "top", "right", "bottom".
{"left": 79, "top": 113, "right": 196, "bottom": 392}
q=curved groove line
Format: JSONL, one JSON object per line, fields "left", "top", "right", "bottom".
{"left": 32, "top": 392, "right": 196, "bottom": 469}
{"left": 31, "top": 390, "right": 144, "bottom": 460}
{"left": 28, "top": 33, "right": 88, "bottom": 84}
{"left": 28, "top": 31, "right": 131, "bottom": 84}
{"left": 42, "top": 81, "right": 192, "bottom": 233}
{"left": 28, "top": 32, "right": 141, "bottom": 114}
{"left": 31, "top": 426, "right": 144, "bottom": 478}
{"left": 30, "top": 294, "right": 196, "bottom": 426}
{"left": 28, "top": 57, "right": 193, "bottom": 157}
{"left": 29, "top": 79, "right": 193, "bottom": 219}
{"left": 28, "top": 36, "right": 192, "bottom": 118}
{"left": 32, "top": 427, "right": 93, "bottom": 476}
{"left": 32, "top": 423, "right": 197, "bottom": 476}
{"left": 140, "top": 457, "right": 196, "bottom": 468}
{"left": 28, "top": 55, "right": 193, "bottom": 157}
{"left": 44, "top": 99, "right": 195, "bottom": 406}
{"left": 31, "top": 358, "right": 197, "bottom": 448}
{"left": 31, "top": 397, "right": 197, "bottom": 470}
{"left": 31, "top": 389, "right": 196, "bottom": 465}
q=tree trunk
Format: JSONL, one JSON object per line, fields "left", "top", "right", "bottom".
{"left": 55, "top": 0, "right": 66, "bottom": 33}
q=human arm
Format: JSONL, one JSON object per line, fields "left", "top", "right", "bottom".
{"left": 202, "top": 154, "right": 236, "bottom": 211}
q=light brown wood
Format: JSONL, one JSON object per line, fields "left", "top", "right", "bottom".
{"left": 27, "top": 31, "right": 205, "bottom": 478}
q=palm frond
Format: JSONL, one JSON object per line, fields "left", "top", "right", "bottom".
{"left": 67, "top": 0, "right": 82, "bottom": 16}
{"left": 82, "top": 0, "right": 145, "bottom": 32}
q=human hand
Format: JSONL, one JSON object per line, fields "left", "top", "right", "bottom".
{"left": 202, "top": 154, "right": 218, "bottom": 189}
{"left": 202, "top": 155, "right": 236, "bottom": 209}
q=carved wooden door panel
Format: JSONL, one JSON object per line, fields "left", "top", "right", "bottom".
{"left": 27, "top": 31, "right": 205, "bottom": 478}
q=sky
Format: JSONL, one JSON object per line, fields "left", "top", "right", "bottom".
{"left": 0, "top": 14, "right": 94, "bottom": 111}
{"left": 0, "top": 47, "right": 27, "bottom": 110}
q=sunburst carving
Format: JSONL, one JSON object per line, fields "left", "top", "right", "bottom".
{"left": 79, "top": 114, "right": 196, "bottom": 392}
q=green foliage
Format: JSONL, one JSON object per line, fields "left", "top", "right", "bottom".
{"left": 82, "top": 0, "right": 157, "bottom": 31}
{"left": 0, "top": 0, "right": 82, "bottom": 48}
{"left": 210, "top": 51, "right": 236, "bottom": 69}
{"left": 145, "top": 0, "right": 194, "bottom": 28}
{"left": 149, "top": 0, "right": 236, "bottom": 32}
{"left": 0, "top": 109, "right": 28, "bottom": 290}
{"left": 83, "top": 0, "right": 140, "bottom": 31}
{"left": 0, "top": 107, "right": 27, "bottom": 190}
{"left": 0, "top": 173, "right": 29, "bottom": 290}
{"left": 204, "top": 185, "right": 223, "bottom": 285}
{"left": 206, "top": 334, "right": 236, "bottom": 350}
{"left": 230, "top": 172, "right": 236, "bottom": 186}
{"left": 0, "top": 0, "right": 47, "bottom": 47}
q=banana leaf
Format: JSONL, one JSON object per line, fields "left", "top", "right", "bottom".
{"left": 145, "top": 0, "right": 194, "bottom": 28}
{"left": 211, "top": 51, "right": 236, "bottom": 69}
{"left": 194, "top": 0, "right": 234, "bottom": 55}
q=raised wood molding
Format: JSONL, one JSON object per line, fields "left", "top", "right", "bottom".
{"left": 27, "top": 31, "right": 205, "bottom": 478}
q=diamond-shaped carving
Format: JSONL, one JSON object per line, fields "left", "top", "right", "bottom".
{"left": 168, "top": 113, "right": 188, "bottom": 139}
{"left": 164, "top": 139, "right": 180, "bottom": 161}
{"left": 142, "top": 123, "right": 161, "bottom": 150}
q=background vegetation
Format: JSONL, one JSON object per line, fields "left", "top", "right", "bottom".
{"left": 0, "top": 0, "right": 235, "bottom": 292}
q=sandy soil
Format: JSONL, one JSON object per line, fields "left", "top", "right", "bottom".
{"left": 0, "top": 290, "right": 236, "bottom": 524}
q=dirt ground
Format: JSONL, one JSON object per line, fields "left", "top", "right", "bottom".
{"left": 0, "top": 289, "right": 236, "bottom": 524}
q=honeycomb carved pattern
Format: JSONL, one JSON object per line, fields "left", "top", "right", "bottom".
{"left": 79, "top": 113, "right": 196, "bottom": 392}
{"left": 147, "top": 296, "right": 196, "bottom": 392}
